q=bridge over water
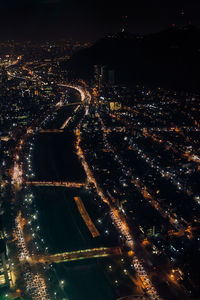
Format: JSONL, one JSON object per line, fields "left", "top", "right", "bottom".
{"left": 30, "top": 247, "right": 123, "bottom": 264}
{"left": 25, "top": 181, "right": 86, "bottom": 188}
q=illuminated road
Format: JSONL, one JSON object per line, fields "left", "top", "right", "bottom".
{"left": 32, "top": 247, "right": 122, "bottom": 264}
{"left": 14, "top": 212, "right": 50, "bottom": 300}
{"left": 59, "top": 83, "right": 91, "bottom": 129}
{"left": 75, "top": 128, "right": 162, "bottom": 300}
{"left": 26, "top": 181, "right": 86, "bottom": 188}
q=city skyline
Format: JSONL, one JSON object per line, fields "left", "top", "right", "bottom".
{"left": 0, "top": 1, "right": 200, "bottom": 299}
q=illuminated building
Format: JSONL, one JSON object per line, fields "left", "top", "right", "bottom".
{"left": 110, "top": 102, "right": 121, "bottom": 111}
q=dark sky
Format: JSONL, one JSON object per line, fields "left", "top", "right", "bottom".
{"left": 0, "top": 0, "right": 199, "bottom": 41}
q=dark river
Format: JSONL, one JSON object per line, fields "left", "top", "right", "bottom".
{"left": 31, "top": 92, "right": 119, "bottom": 300}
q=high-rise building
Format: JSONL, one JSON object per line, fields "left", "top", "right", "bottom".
{"left": 94, "top": 65, "right": 115, "bottom": 89}
{"left": 108, "top": 70, "right": 115, "bottom": 85}
{"left": 0, "top": 67, "right": 8, "bottom": 88}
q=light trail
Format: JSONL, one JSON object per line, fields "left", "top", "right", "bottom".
{"left": 14, "top": 212, "right": 50, "bottom": 300}
{"left": 59, "top": 83, "right": 91, "bottom": 129}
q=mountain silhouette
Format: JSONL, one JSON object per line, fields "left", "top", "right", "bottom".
{"left": 63, "top": 25, "right": 200, "bottom": 91}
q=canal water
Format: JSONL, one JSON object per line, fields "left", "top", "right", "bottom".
{"left": 31, "top": 92, "right": 119, "bottom": 300}
{"left": 32, "top": 187, "right": 117, "bottom": 300}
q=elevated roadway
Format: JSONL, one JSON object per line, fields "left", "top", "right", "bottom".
{"left": 31, "top": 247, "right": 123, "bottom": 264}
{"left": 26, "top": 181, "right": 86, "bottom": 188}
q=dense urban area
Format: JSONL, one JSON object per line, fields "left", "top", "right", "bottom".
{"left": 0, "top": 36, "right": 200, "bottom": 300}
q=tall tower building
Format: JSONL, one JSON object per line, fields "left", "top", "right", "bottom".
{"left": 108, "top": 70, "right": 115, "bottom": 85}
{"left": 0, "top": 67, "right": 8, "bottom": 88}
{"left": 122, "top": 15, "right": 128, "bottom": 32}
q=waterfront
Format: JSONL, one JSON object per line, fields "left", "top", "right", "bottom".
{"left": 32, "top": 187, "right": 118, "bottom": 300}
{"left": 1, "top": 25, "right": 200, "bottom": 299}
{"left": 28, "top": 95, "right": 135, "bottom": 299}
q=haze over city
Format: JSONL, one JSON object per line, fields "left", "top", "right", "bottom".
{"left": 0, "top": 0, "right": 200, "bottom": 40}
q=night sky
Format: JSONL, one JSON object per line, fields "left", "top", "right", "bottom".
{"left": 0, "top": 0, "right": 200, "bottom": 41}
